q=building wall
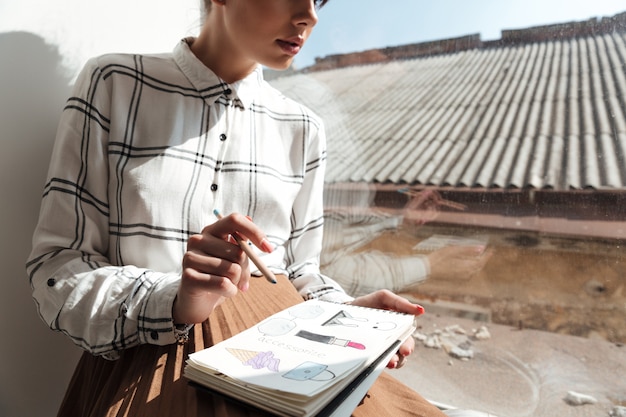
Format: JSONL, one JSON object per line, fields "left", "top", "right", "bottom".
{"left": 0, "top": 4, "right": 199, "bottom": 416}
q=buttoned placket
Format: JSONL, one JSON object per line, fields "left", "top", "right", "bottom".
{"left": 210, "top": 88, "right": 234, "bottom": 211}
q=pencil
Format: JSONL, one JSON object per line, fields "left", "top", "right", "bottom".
{"left": 213, "top": 209, "right": 277, "bottom": 284}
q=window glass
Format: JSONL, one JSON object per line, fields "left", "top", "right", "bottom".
{"left": 269, "top": 3, "right": 626, "bottom": 415}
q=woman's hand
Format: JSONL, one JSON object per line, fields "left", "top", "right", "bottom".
{"left": 172, "top": 213, "right": 273, "bottom": 324}
{"left": 350, "top": 289, "right": 424, "bottom": 369}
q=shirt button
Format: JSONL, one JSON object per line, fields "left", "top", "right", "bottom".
{"left": 211, "top": 184, "right": 218, "bottom": 191}
{"left": 224, "top": 88, "right": 232, "bottom": 95}
{"left": 47, "top": 278, "right": 56, "bottom": 287}
{"left": 219, "top": 133, "right": 227, "bottom": 141}
{"left": 150, "top": 331, "right": 159, "bottom": 340}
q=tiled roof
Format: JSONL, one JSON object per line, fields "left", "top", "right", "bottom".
{"left": 269, "top": 13, "right": 626, "bottom": 191}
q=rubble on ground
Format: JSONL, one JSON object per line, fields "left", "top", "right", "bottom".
{"left": 609, "top": 405, "right": 626, "bottom": 417}
{"left": 563, "top": 391, "right": 598, "bottom": 406}
{"left": 413, "top": 323, "right": 491, "bottom": 361}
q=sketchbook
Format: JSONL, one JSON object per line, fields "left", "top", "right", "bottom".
{"left": 412, "top": 234, "right": 489, "bottom": 252}
{"left": 184, "top": 299, "right": 417, "bottom": 417}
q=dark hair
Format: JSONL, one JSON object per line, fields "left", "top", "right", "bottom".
{"left": 203, "top": 0, "right": 329, "bottom": 14}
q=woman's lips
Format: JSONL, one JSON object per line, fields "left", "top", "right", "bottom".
{"left": 276, "top": 39, "right": 302, "bottom": 56}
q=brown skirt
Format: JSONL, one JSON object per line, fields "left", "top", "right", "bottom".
{"left": 57, "top": 275, "right": 446, "bottom": 417}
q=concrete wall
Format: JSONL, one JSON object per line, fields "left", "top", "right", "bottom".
{"left": 0, "top": 31, "right": 80, "bottom": 417}
{"left": 0, "top": 4, "right": 199, "bottom": 416}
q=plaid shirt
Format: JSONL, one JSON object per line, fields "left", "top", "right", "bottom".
{"left": 26, "top": 38, "right": 351, "bottom": 358}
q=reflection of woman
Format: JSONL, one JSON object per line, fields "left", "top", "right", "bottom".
{"left": 271, "top": 60, "right": 490, "bottom": 300}
{"left": 26, "top": 1, "right": 446, "bottom": 416}
{"left": 322, "top": 186, "right": 491, "bottom": 297}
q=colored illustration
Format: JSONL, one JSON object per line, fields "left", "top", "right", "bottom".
{"left": 226, "top": 348, "right": 280, "bottom": 372}
{"left": 283, "top": 361, "right": 336, "bottom": 381}
{"left": 295, "top": 330, "right": 366, "bottom": 350}
{"left": 236, "top": 302, "right": 383, "bottom": 383}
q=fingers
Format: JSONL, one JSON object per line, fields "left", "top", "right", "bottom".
{"left": 350, "top": 290, "right": 420, "bottom": 369}
{"left": 205, "top": 212, "right": 274, "bottom": 254}
{"left": 351, "top": 290, "right": 425, "bottom": 316}
{"left": 387, "top": 335, "right": 415, "bottom": 369}
{"left": 388, "top": 352, "right": 408, "bottom": 369}
{"left": 396, "top": 354, "right": 408, "bottom": 368}
{"left": 184, "top": 233, "right": 250, "bottom": 291}
{"left": 175, "top": 213, "right": 272, "bottom": 324}
{"left": 186, "top": 233, "right": 247, "bottom": 268}
{"left": 185, "top": 212, "right": 274, "bottom": 290}
{"left": 183, "top": 247, "right": 248, "bottom": 289}
{"left": 179, "top": 213, "right": 267, "bottom": 301}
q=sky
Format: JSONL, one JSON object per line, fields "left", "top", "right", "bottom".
{"left": 0, "top": 0, "right": 625, "bottom": 76}
{"left": 295, "top": 0, "right": 626, "bottom": 68}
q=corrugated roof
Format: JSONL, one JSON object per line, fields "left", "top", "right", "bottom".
{"left": 269, "top": 20, "right": 626, "bottom": 191}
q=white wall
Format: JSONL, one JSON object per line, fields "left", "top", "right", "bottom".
{"left": 0, "top": 31, "right": 80, "bottom": 417}
{"left": 0, "top": 3, "right": 200, "bottom": 416}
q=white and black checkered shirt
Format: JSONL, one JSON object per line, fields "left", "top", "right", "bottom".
{"left": 26, "top": 38, "right": 351, "bottom": 357}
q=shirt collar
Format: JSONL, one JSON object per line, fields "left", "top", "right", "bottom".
{"left": 173, "top": 37, "right": 264, "bottom": 109}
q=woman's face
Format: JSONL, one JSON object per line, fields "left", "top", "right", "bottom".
{"left": 218, "top": 0, "right": 319, "bottom": 71}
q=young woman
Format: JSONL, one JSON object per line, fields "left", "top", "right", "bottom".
{"left": 26, "top": 1, "right": 446, "bottom": 415}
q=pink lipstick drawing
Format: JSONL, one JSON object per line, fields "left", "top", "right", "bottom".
{"left": 295, "top": 330, "right": 366, "bottom": 350}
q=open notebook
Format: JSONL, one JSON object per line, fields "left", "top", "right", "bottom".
{"left": 184, "top": 299, "right": 416, "bottom": 417}
{"left": 412, "top": 234, "right": 489, "bottom": 252}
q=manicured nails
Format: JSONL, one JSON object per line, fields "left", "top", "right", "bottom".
{"left": 260, "top": 238, "right": 274, "bottom": 253}
{"left": 415, "top": 304, "right": 425, "bottom": 315}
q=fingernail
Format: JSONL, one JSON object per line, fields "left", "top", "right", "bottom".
{"left": 240, "top": 282, "right": 249, "bottom": 292}
{"left": 245, "top": 215, "right": 253, "bottom": 222}
{"left": 260, "top": 238, "right": 274, "bottom": 253}
{"left": 416, "top": 304, "right": 425, "bottom": 315}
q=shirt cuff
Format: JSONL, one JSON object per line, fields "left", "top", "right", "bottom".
{"left": 139, "top": 272, "right": 180, "bottom": 346}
